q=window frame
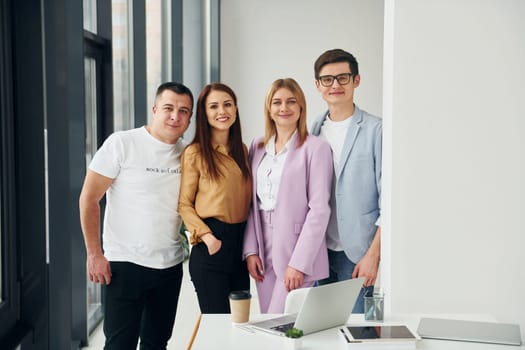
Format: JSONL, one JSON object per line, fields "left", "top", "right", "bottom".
{"left": 0, "top": 0, "right": 21, "bottom": 340}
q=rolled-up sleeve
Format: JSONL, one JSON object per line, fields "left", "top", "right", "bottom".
{"left": 178, "top": 147, "right": 211, "bottom": 244}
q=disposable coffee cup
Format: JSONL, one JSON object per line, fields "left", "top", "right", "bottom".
{"left": 229, "top": 290, "right": 251, "bottom": 324}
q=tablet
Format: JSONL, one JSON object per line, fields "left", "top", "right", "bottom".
{"left": 345, "top": 325, "right": 417, "bottom": 341}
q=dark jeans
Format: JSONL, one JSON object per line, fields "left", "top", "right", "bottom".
{"left": 103, "top": 261, "right": 183, "bottom": 350}
{"left": 316, "top": 249, "right": 373, "bottom": 313}
{"left": 189, "top": 218, "right": 249, "bottom": 313}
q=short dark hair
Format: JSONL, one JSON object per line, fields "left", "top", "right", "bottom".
{"left": 155, "top": 82, "right": 194, "bottom": 109}
{"left": 314, "top": 49, "right": 359, "bottom": 79}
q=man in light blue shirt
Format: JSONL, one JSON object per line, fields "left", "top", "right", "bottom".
{"left": 311, "top": 49, "right": 382, "bottom": 313}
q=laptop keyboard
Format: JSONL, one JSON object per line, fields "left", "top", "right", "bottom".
{"left": 271, "top": 322, "right": 295, "bottom": 333}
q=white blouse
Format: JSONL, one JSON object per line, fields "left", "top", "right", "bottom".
{"left": 256, "top": 134, "right": 294, "bottom": 211}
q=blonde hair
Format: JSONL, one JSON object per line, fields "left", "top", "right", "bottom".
{"left": 260, "top": 78, "right": 308, "bottom": 148}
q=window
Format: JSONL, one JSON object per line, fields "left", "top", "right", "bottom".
{"left": 146, "top": 0, "right": 173, "bottom": 118}
{"left": 0, "top": 0, "right": 20, "bottom": 336}
{"left": 112, "top": 0, "right": 134, "bottom": 130}
{"left": 83, "top": 0, "right": 97, "bottom": 34}
{"left": 83, "top": 57, "right": 104, "bottom": 332}
{"left": 146, "top": 0, "right": 162, "bottom": 116}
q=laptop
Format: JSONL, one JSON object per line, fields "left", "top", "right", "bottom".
{"left": 250, "top": 277, "right": 365, "bottom": 336}
{"left": 417, "top": 317, "right": 522, "bottom": 346}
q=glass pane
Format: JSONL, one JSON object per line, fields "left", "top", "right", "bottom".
{"left": 84, "top": 57, "right": 102, "bottom": 330}
{"left": 112, "top": 0, "right": 133, "bottom": 131}
{"left": 84, "top": 58, "right": 98, "bottom": 163}
{"left": 146, "top": 0, "right": 163, "bottom": 118}
{"left": 83, "top": 0, "right": 98, "bottom": 33}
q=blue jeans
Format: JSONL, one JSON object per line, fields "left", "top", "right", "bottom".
{"left": 316, "top": 249, "right": 373, "bottom": 313}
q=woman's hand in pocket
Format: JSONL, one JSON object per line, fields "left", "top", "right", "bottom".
{"left": 202, "top": 232, "right": 222, "bottom": 255}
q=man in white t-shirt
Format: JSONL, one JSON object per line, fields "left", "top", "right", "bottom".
{"left": 79, "top": 82, "right": 193, "bottom": 349}
{"left": 311, "top": 49, "right": 382, "bottom": 313}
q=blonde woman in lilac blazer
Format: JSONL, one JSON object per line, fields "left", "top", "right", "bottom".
{"left": 243, "top": 78, "right": 333, "bottom": 313}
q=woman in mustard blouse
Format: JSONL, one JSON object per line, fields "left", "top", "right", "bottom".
{"left": 178, "top": 83, "right": 252, "bottom": 313}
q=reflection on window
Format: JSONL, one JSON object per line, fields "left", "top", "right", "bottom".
{"left": 112, "top": 0, "right": 134, "bottom": 131}
{"left": 84, "top": 58, "right": 98, "bottom": 164}
{"left": 84, "top": 57, "right": 102, "bottom": 331}
{"left": 83, "top": 0, "right": 97, "bottom": 33}
{"left": 146, "top": 0, "right": 171, "bottom": 119}
{"left": 146, "top": 0, "right": 162, "bottom": 118}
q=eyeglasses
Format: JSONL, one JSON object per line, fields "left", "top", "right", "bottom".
{"left": 317, "top": 73, "right": 354, "bottom": 87}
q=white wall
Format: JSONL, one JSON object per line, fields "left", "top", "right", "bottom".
{"left": 220, "top": 0, "right": 525, "bottom": 341}
{"left": 220, "top": 0, "right": 384, "bottom": 144}
{"left": 386, "top": 0, "right": 525, "bottom": 340}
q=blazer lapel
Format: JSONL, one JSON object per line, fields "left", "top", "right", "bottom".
{"left": 337, "top": 107, "right": 362, "bottom": 178}
{"left": 251, "top": 141, "right": 266, "bottom": 172}
{"left": 249, "top": 140, "right": 267, "bottom": 206}
{"left": 249, "top": 142, "right": 267, "bottom": 263}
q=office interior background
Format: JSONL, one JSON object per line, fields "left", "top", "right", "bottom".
{"left": 1, "top": 0, "right": 523, "bottom": 348}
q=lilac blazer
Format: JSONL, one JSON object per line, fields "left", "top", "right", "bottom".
{"left": 243, "top": 133, "right": 333, "bottom": 282}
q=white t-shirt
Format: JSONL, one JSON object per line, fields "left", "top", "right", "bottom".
{"left": 319, "top": 116, "right": 352, "bottom": 171}
{"left": 89, "top": 126, "right": 186, "bottom": 269}
{"left": 319, "top": 116, "right": 352, "bottom": 251}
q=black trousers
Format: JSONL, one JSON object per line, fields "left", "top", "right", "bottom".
{"left": 189, "top": 218, "right": 249, "bottom": 313}
{"left": 103, "top": 261, "right": 183, "bottom": 350}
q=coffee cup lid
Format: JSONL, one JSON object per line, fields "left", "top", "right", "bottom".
{"left": 229, "top": 290, "right": 251, "bottom": 300}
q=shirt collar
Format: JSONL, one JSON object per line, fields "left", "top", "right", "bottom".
{"left": 265, "top": 131, "right": 297, "bottom": 156}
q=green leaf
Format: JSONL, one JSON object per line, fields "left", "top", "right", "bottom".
{"left": 285, "top": 328, "right": 304, "bottom": 338}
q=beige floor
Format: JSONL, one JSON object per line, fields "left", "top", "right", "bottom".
{"left": 82, "top": 261, "right": 259, "bottom": 349}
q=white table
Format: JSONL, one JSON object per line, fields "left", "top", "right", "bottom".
{"left": 191, "top": 313, "right": 523, "bottom": 349}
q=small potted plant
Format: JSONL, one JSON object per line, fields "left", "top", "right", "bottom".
{"left": 283, "top": 327, "right": 303, "bottom": 349}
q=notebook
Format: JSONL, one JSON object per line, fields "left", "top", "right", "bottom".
{"left": 417, "top": 317, "right": 522, "bottom": 346}
{"left": 250, "top": 277, "right": 365, "bottom": 336}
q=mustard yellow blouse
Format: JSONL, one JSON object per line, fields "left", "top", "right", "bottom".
{"left": 178, "top": 143, "right": 252, "bottom": 245}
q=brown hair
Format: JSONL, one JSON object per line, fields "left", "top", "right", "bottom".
{"left": 191, "top": 83, "right": 250, "bottom": 180}
{"left": 314, "top": 48, "right": 359, "bottom": 79}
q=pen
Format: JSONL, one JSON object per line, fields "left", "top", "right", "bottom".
{"left": 339, "top": 328, "right": 363, "bottom": 343}
{"left": 236, "top": 324, "right": 255, "bottom": 333}
{"left": 339, "top": 328, "right": 351, "bottom": 343}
